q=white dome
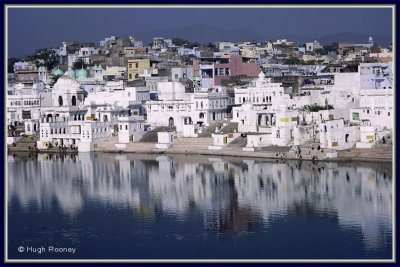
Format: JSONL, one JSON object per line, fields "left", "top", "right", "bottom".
{"left": 241, "top": 101, "right": 254, "bottom": 111}
{"left": 258, "top": 71, "right": 266, "bottom": 79}
{"left": 54, "top": 74, "right": 80, "bottom": 91}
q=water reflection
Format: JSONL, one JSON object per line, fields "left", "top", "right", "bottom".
{"left": 8, "top": 153, "right": 392, "bottom": 255}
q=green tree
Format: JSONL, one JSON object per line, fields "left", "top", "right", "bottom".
{"left": 370, "top": 43, "right": 381, "bottom": 53}
{"left": 8, "top": 57, "right": 20, "bottom": 73}
{"left": 284, "top": 58, "right": 302, "bottom": 65}
{"left": 188, "top": 42, "right": 201, "bottom": 48}
{"left": 314, "top": 48, "right": 326, "bottom": 55}
{"left": 26, "top": 48, "right": 59, "bottom": 70}
{"left": 171, "top": 37, "right": 190, "bottom": 46}
{"left": 49, "top": 73, "right": 62, "bottom": 86}
{"left": 73, "top": 59, "right": 86, "bottom": 70}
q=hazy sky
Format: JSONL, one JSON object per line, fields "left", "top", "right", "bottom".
{"left": 7, "top": 7, "right": 393, "bottom": 58}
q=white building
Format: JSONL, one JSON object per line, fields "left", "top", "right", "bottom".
{"left": 84, "top": 85, "right": 150, "bottom": 108}
{"left": 118, "top": 116, "right": 146, "bottom": 144}
{"left": 146, "top": 82, "right": 229, "bottom": 131}
{"left": 306, "top": 41, "right": 322, "bottom": 52}
{"left": 52, "top": 74, "right": 85, "bottom": 108}
{"left": 319, "top": 118, "right": 360, "bottom": 150}
{"left": 171, "top": 67, "right": 194, "bottom": 81}
{"left": 77, "top": 46, "right": 99, "bottom": 64}
{"left": 232, "top": 72, "right": 290, "bottom": 123}
{"left": 7, "top": 83, "right": 52, "bottom": 126}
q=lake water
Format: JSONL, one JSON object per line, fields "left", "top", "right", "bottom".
{"left": 7, "top": 153, "right": 393, "bottom": 260}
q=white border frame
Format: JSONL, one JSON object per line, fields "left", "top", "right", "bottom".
{"left": 4, "top": 4, "right": 396, "bottom": 264}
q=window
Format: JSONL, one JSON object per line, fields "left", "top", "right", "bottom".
{"left": 125, "top": 125, "right": 128, "bottom": 130}
{"left": 388, "top": 112, "right": 390, "bottom": 116}
{"left": 120, "top": 125, "right": 122, "bottom": 130}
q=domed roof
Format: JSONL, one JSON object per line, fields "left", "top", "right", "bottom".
{"left": 93, "top": 64, "right": 103, "bottom": 71}
{"left": 54, "top": 74, "right": 81, "bottom": 91}
{"left": 53, "top": 67, "right": 64, "bottom": 76}
{"left": 67, "top": 67, "right": 76, "bottom": 78}
{"left": 258, "top": 71, "right": 266, "bottom": 80}
{"left": 241, "top": 101, "right": 254, "bottom": 111}
{"left": 76, "top": 67, "right": 88, "bottom": 79}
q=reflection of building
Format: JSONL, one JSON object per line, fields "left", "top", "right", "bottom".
{"left": 8, "top": 154, "right": 392, "bottom": 249}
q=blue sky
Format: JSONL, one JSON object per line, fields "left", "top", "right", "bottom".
{"left": 7, "top": 7, "right": 393, "bottom": 57}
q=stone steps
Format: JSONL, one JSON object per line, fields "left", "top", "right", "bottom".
{"left": 170, "top": 138, "right": 213, "bottom": 151}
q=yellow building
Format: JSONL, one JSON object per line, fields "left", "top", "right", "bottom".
{"left": 127, "top": 59, "right": 150, "bottom": 81}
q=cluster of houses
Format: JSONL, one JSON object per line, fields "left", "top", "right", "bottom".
{"left": 7, "top": 35, "right": 393, "bottom": 154}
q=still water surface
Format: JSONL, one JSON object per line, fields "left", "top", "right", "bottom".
{"left": 8, "top": 153, "right": 392, "bottom": 260}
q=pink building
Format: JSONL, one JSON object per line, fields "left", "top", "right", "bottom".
{"left": 200, "top": 55, "right": 260, "bottom": 87}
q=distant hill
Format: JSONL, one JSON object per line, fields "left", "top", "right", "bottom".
{"left": 318, "top": 32, "right": 392, "bottom": 46}
{"left": 136, "top": 24, "right": 265, "bottom": 44}
{"left": 136, "top": 26, "right": 392, "bottom": 48}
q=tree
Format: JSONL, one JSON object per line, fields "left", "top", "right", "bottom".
{"left": 284, "top": 58, "right": 302, "bottom": 65}
{"left": 8, "top": 57, "right": 20, "bottom": 73}
{"left": 26, "top": 48, "right": 59, "bottom": 70}
{"left": 73, "top": 59, "right": 86, "bottom": 70}
{"left": 304, "top": 60, "right": 316, "bottom": 65}
{"left": 370, "top": 43, "right": 381, "bottom": 53}
{"left": 297, "top": 105, "right": 311, "bottom": 125}
{"left": 314, "top": 48, "right": 328, "bottom": 55}
{"left": 49, "top": 73, "right": 62, "bottom": 86}
{"left": 171, "top": 37, "right": 190, "bottom": 47}
{"left": 188, "top": 42, "right": 200, "bottom": 49}
{"left": 207, "top": 42, "right": 216, "bottom": 48}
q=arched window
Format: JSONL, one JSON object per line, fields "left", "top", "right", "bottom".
{"left": 72, "top": 95, "right": 77, "bottom": 106}
{"left": 168, "top": 117, "right": 174, "bottom": 126}
{"left": 58, "top": 96, "right": 63, "bottom": 107}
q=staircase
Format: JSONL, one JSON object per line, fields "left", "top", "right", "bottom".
{"left": 9, "top": 133, "right": 39, "bottom": 152}
{"left": 169, "top": 137, "right": 213, "bottom": 153}
{"left": 197, "top": 121, "right": 224, "bottom": 137}
{"left": 227, "top": 136, "right": 247, "bottom": 147}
